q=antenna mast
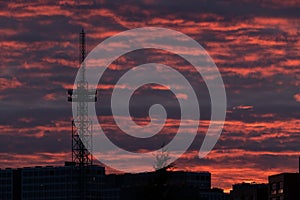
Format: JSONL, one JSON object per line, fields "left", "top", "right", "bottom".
{"left": 67, "top": 29, "right": 97, "bottom": 167}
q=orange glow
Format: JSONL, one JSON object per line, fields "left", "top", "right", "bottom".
{"left": 294, "top": 94, "right": 300, "bottom": 102}
{"left": 0, "top": 77, "right": 22, "bottom": 90}
{"left": 43, "top": 93, "right": 57, "bottom": 101}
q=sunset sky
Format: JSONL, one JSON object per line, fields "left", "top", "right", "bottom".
{"left": 0, "top": 0, "right": 300, "bottom": 192}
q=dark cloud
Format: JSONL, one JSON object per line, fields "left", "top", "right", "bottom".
{"left": 0, "top": 0, "right": 299, "bottom": 191}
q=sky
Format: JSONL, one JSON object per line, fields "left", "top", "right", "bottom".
{"left": 0, "top": 0, "right": 300, "bottom": 192}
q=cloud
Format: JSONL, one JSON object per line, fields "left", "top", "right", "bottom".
{"left": 0, "top": 0, "right": 299, "bottom": 191}
{"left": 0, "top": 77, "right": 22, "bottom": 90}
{"left": 294, "top": 93, "right": 300, "bottom": 102}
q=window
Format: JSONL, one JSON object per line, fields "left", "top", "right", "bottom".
{"left": 279, "top": 182, "right": 283, "bottom": 188}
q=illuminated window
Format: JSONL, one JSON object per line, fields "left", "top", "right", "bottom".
{"left": 278, "top": 189, "right": 283, "bottom": 194}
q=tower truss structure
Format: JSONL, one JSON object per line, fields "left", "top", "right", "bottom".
{"left": 67, "top": 29, "right": 97, "bottom": 167}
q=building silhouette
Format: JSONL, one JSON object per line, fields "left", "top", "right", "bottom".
{"left": 267, "top": 157, "right": 300, "bottom": 200}
{"left": 106, "top": 170, "right": 230, "bottom": 200}
{"left": 0, "top": 168, "right": 13, "bottom": 200}
{"left": 199, "top": 188, "right": 229, "bottom": 200}
{"left": 1, "top": 157, "right": 299, "bottom": 199}
{"left": 0, "top": 163, "right": 106, "bottom": 200}
{"left": 230, "top": 182, "right": 268, "bottom": 200}
{"left": 268, "top": 173, "right": 299, "bottom": 200}
{"left": 0, "top": 163, "right": 231, "bottom": 200}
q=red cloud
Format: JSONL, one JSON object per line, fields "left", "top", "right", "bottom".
{"left": 43, "top": 93, "right": 57, "bottom": 101}
{"left": 0, "top": 77, "right": 22, "bottom": 90}
{"left": 294, "top": 93, "right": 300, "bottom": 102}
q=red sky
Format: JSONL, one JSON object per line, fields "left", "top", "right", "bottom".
{"left": 0, "top": 0, "right": 300, "bottom": 192}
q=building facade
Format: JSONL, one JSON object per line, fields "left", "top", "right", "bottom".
{"left": 199, "top": 188, "right": 230, "bottom": 200}
{"left": 230, "top": 182, "right": 268, "bottom": 200}
{"left": 268, "top": 173, "right": 299, "bottom": 200}
{"left": 0, "top": 163, "right": 106, "bottom": 200}
{"left": 0, "top": 168, "right": 13, "bottom": 200}
{"left": 0, "top": 164, "right": 227, "bottom": 200}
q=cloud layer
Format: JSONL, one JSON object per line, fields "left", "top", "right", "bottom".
{"left": 0, "top": 0, "right": 299, "bottom": 192}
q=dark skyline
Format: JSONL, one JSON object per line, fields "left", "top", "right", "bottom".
{"left": 0, "top": 0, "right": 299, "bottom": 192}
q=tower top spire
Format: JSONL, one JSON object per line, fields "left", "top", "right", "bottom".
{"left": 79, "top": 28, "right": 86, "bottom": 64}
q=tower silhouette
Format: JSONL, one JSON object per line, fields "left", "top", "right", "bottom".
{"left": 67, "top": 29, "right": 97, "bottom": 167}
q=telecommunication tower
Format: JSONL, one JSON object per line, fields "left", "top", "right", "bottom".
{"left": 67, "top": 29, "right": 97, "bottom": 167}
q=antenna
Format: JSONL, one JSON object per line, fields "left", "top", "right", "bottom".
{"left": 67, "top": 29, "right": 97, "bottom": 167}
